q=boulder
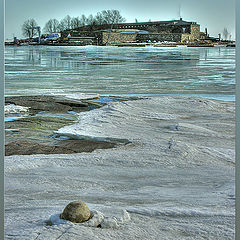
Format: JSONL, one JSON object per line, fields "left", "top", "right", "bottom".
{"left": 60, "top": 201, "right": 91, "bottom": 223}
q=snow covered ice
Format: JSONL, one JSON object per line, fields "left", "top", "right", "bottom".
{"left": 5, "top": 96, "right": 235, "bottom": 239}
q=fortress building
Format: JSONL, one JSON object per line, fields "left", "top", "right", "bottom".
{"left": 60, "top": 18, "right": 203, "bottom": 45}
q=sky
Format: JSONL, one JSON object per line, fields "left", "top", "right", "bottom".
{"left": 5, "top": 0, "right": 236, "bottom": 40}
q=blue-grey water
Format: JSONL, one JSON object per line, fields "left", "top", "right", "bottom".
{"left": 5, "top": 45, "right": 235, "bottom": 100}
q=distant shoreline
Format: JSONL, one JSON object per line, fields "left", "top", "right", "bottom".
{"left": 5, "top": 42, "right": 232, "bottom": 47}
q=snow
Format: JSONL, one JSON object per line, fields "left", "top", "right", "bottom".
{"left": 5, "top": 96, "right": 235, "bottom": 240}
{"left": 4, "top": 104, "right": 30, "bottom": 114}
{"left": 48, "top": 209, "right": 130, "bottom": 229}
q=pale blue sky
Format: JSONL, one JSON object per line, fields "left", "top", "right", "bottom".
{"left": 5, "top": 0, "right": 235, "bottom": 39}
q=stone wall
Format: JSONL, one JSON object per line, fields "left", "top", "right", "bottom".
{"left": 136, "top": 33, "right": 182, "bottom": 42}
{"left": 181, "top": 24, "right": 200, "bottom": 42}
{"left": 181, "top": 33, "right": 195, "bottom": 42}
{"left": 61, "top": 31, "right": 97, "bottom": 38}
{"left": 60, "top": 22, "right": 201, "bottom": 45}
{"left": 190, "top": 24, "right": 200, "bottom": 40}
{"left": 102, "top": 32, "right": 137, "bottom": 45}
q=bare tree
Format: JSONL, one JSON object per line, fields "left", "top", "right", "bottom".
{"left": 71, "top": 17, "right": 82, "bottom": 29}
{"left": 95, "top": 12, "right": 105, "bottom": 25}
{"left": 22, "top": 19, "right": 38, "bottom": 38}
{"left": 100, "top": 10, "right": 126, "bottom": 24}
{"left": 44, "top": 10, "right": 126, "bottom": 32}
{"left": 43, "top": 19, "right": 60, "bottom": 33}
{"left": 86, "top": 14, "right": 95, "bottom": 25}
{"left": 223, "top": 28, "right": 229, "bottom": 40}
{"left": 59, "top": 15, "right": 72, "bottom": 31}
{"left": 58, "top": 21, "right": 65, "bottom": 31}
{"left": 79, "top": 14, "right": 87, "bottom": 26}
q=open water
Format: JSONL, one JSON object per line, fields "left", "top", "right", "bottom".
{"left": 5, "top": 45, "right": 235, "bottom": 100}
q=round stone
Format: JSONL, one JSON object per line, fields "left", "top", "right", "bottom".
{"left": 60, "top": 201, "right": 91, "bottom": 223}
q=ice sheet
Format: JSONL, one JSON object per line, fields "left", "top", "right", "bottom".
{"left": 5, "top": 96, "right": 235, "bottom": 240}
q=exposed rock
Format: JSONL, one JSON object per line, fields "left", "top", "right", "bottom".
{"left": 5, "top": 140, "right": 76, "bottom": 156}
{"left": 60, "top": 201, "right": 91, "bottom": 223}
{"left": 5, "top": 139, "right": 116, "bottom": 156}
{"left": 5, "top": 95, "right": 90, "bottom": 113}
{"left": 4, "top": 95, "right": 116, "bottom": 156}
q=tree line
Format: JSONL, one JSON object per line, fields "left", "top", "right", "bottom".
{"left": 22, "top": 11, "right": 233, "bottom": 41}
{"left": 22, "top": 9, "right": 126, "bottom": 38}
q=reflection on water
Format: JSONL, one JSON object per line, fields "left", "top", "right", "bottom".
{"left": 5, "top": 45, "right": 235, "bottom": 99}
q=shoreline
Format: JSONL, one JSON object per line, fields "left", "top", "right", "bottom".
{"left": 4, "top": 95, "right": 116, "bottom": 156}
{"left": 4, "top": 94, "right": 235, "bottom": 156}
{"left": 5, "top": 42, "right": 234, "bottom": 48}
{"left": 4, "top": 92, "right": 235, "bottom": 102}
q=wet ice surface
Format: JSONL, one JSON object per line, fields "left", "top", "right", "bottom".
{"left": 5, "top": 45, "right": 235, "bottom": 100}
{"left": 5, "top": 96, "right": 235, "bottom": 240}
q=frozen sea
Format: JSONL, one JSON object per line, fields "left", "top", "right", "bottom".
{"left": 4, "top": 45, "right": 235, "bottom": 239}
{"left": 5, "top": 45, "right": 235, "bottom": 100}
